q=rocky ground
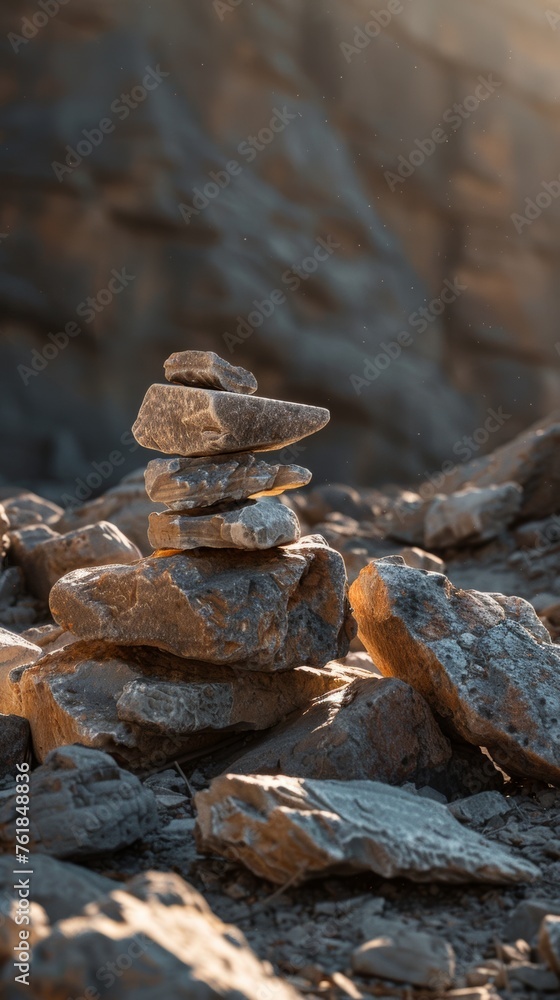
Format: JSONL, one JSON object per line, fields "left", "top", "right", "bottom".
{"left": 0, "top": 377, "right": 559, "bottom": 997}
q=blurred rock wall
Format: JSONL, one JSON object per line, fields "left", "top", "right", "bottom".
{"left": 0, "top": 0, "right": 559, "bottom": 501}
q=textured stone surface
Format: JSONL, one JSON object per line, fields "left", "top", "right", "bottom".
{"left": 1, "top": 493, "right": 63, "bottom": 531}
{"left": 540, "top": 916, "right": 560, "bottom": 975}
{"left": 0, "top": 853, "right": 116, "bottom": 925}
{"left": 10, "top": 521, "right": 140, "bottom": 601}
{"left": 0, "top": 626, "right": 41, "bottom": 678}
{"left": 0, "top": 714, "right": 30, "bottom": 778}
{"left": 50, "top": 536, "right": 354, "bottom": 671}
{"left": 133, "top": 384, "right": 330, "bottom": 457}
{"left": 228, "top": 676, "right": 451, "bottom": 784}
{"left": 15, "top": 640, "right": 356, "bottom": 769}
{"left": 148, "top": 499, "right": 300, "bottom": 551}
{"left": 195, "top": 774, "right": 539, "bottom": 886}
{"left": 164, "top": 350, "right": 258, "bottom": 395}
{"left": 145, "top": 454, "right": 311, "bottom": 510}
{"left": 0, "top": 745, "right": 157, "bottom": 858}
{"left": 350, "top": 557, "right": 560, "bottom": 784}
{"left": 352, "top": 929, "right": 455, "bottom": 989}
{"left": 0, "top": 870, "right": 301, "bottom": 1000}
{"left": 424, "top": 484, "right": 523, "bottom": 549}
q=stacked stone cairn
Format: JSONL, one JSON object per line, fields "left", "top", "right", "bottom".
{"left": 37, "top": 351, "right": 354, "bottom": 771}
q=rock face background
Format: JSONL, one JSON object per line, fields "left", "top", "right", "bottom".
{"left": 1, "top": 0, "right": 560, "bottom": 499}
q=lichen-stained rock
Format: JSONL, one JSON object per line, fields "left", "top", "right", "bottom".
{"left": 132, "top": 384, "right": 330, "bottom": 457}
{"left": 50, "top": 536, "right": 355, "bottom": 671}
{"left": 0, "top": 626, "right": 41, "bottom": 679}
{"left": 10, "top": 521, "right": 141, "bottom": 602}
{"left": 164, "top": 350, "right": 258, "bottom": 395}
{"left": 424, "top": 483, "right": 523, "bottom": 549}
{"left": 15, "top": 640, "right": 357, "bottom": 769}
{"left": 0, "top": 871, "right": 301, "bottom": 1000}
{"left": 194, "top": 774, "right": 539, "bottom": 886}
{"left": 145, "top": 453, "right": 311, "bottom": 509}
{"left": 227, "top": 677, "right": 451, "bottom": 784}
{"left": 349, "top": 557, "right": 560, "bottom": 784}
{"left": 148, "top": 499, "right": 300, "bottom": 551}
{"left": 0, "top": 745, "right": 157, "bottom": 859}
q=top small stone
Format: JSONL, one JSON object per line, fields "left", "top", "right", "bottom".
{"left": 164, "top": 351, "right": 258, "bottom": 395}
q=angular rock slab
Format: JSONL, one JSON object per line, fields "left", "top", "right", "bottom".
{"left": 15, "top": 640, "right": 357, "bottom": 769}
{"left": 164, "top": 349, "right": 258, "bottom": 394}
{"left": 50, "top": 536, "right": 355, "bottom": 671}
{"left": 132, "top": 383, "right": 330, "bottom": 456}
{"left": 148, "top": 499, "right": 300, "bottom": 551}
{"left": 0, "top": 745, "right": 157, "bottom": 858}
{"left": 424, "top": 483, "right": 523, "bottom": 549}
{"left": 145, "top": 453, "right": 312, "bottom": 509}
{"left": 228, "top": 676, "right": 451, "bottom": 784}
{"left": 1, "top": 871, "right": 300, "bottom": 1000}
{"left": 194, "top": 774, "right": 539, "bottom": 885}
{"left": 352, "top": 929, "right": 455, "bottom": 989}
{"left": 10, "top": 520, "right": 141, "bottom": 602}
{"left": 350, "top": 557, "right": 560, "bottom": 784}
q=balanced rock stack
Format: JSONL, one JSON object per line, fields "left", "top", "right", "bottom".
{"left": 33, "top": 352, "right": 355, "bottom": 770}
{"left": 139, "top": 351, "right": 315, "bottom": 553}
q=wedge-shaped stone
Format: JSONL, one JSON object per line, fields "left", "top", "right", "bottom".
{"left": 148, "top": 499, "right": 300, "bottom": 551}
{"left": 164, "top": 349, "right": 258, "bottom": 394}
{"left": 194, "top": 774, "right": 539, "bottom": 885}
{"left": 228, "top": 676, "right": 451, "bottom": 784}
{"left": 132, "top": 384, "right": 330, "bottom": 456}
{"left": 1, "top": 870, "right": 300, "bottom": 1000}
{"left": 145, "top": 454, "right": 312, "bottom": 509}
{"left": 350, "top": 557, "right": 560, "bottom": 784}
{"left": 50, "top": 536, "right": 354, "bottom": 671}
{"left": 15, "top": 640, "right": 357, "bottom": 769}
{"left": 0, "top": 745, "right": 157, "bottom": 858}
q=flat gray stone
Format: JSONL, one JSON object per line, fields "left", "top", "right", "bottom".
{"left": 350, "top": 557, "right": 560, "bottom": 784}
{"left": 228, "top": 676, "right": 452, "bottom": 784}
{"left": 0, "top": 745, "right": 157, "bottom": 858}
{"left": 352, "top": 928, "right": 455, "bottom": 989}
{"left": 145, "top": 453, "right": 311, "bottom": 509}
{"left": 147, "top": 499, "right": 300, "bottom": 551}
{"left": 1, "top": 870, "right": 300, "bottom": 1000}
{"left": 132, "top": 384, "right": 330, "bottom": 456}
{"left": 194, "top": 774, "right": 539, "bottom": 885}
{"left": 164, "top": 349, "right": 258, "bottom": 394}
{"left": 50, "top": 535, "right": 355, "bottom": 671}
{"left": 15, "top": 640, "right": 357, "bottom": 769}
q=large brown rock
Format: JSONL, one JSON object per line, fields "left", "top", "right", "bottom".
{"left": 132, "top": 384, "right": 330, "bottom": 457}
{"left": 164, "top": 350, "right": 258, "bottom": 394}
{"left": 145, "top": 453, "right": 311, "bottom": 509}
{"left": 194, "top": 774, "right": 539, "bottom": 885}
{"left": 9, "top": 520, "right": 141, "bottom": 601}
{"left": 50, "top": 536, "right": 355, "bottom": 671}
{"left": 350, "top": 557, "right": 560, "bottom": 784}
{"left": 14, "top": 640, "right": 358, "bottom": 769}
{"left": 148, "top": 499, "right": 300, "bottom": 551}
{"left": 0, "top": 870, "right": 301, "bottom": 1000}
{"left": 228, "top": 676, "right": 451, "bottom": 784}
